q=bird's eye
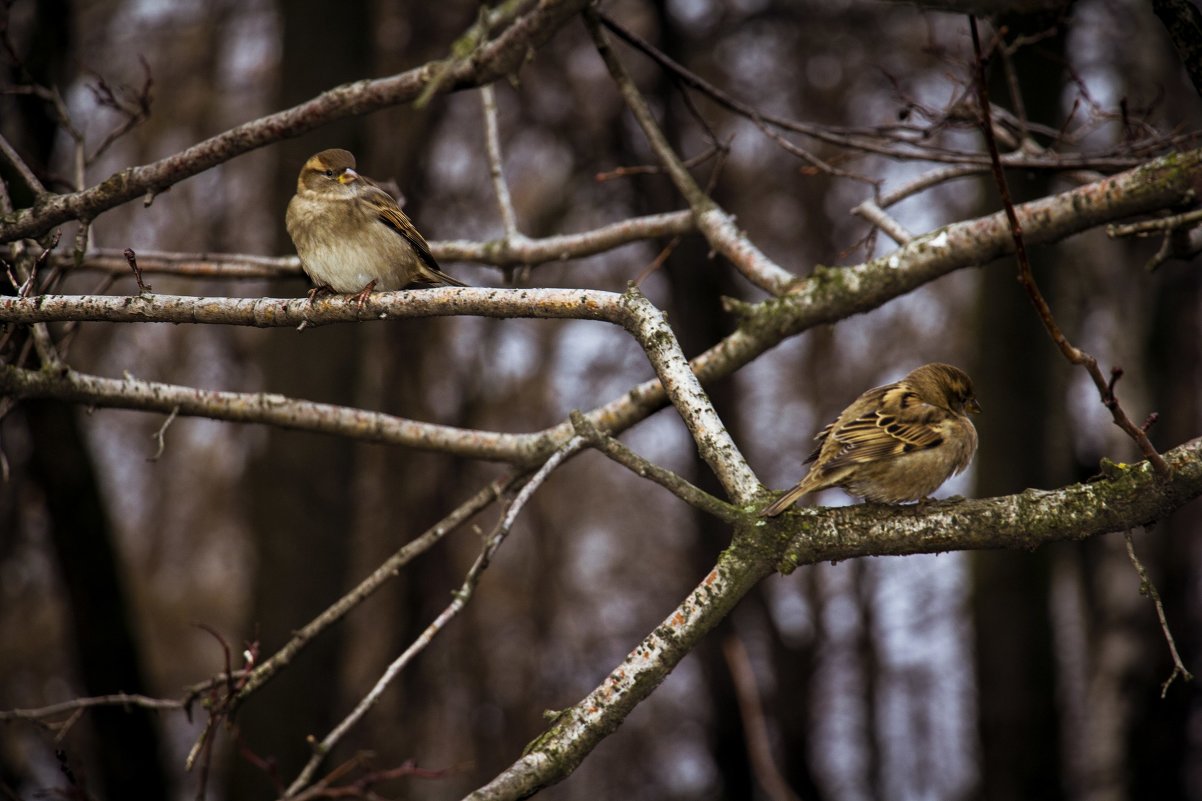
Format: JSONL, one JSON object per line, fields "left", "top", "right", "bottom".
{"left": 323, "top": 169, "right": 335, "bottom": 177}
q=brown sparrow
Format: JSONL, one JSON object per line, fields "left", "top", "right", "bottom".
{"left": 285, "top": 149, "right": 465, "bottom": 302}
{"left": 759, "top": 363, "right": 981, "bottom": 516}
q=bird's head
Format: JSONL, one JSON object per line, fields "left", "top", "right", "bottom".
{"left": 907, "top": 362, "right": 982, "bottom": 416}
{"left": 297, "top": 148, "right": 361, "bottom": 194}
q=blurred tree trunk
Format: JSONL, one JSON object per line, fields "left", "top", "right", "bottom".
{"left": 1125, "top": 15, "right": 1202, "bottom": 793}
{"left": 6, "top": 1, "right": 169, "bottom": 797}
{"left": 26, "top": 401, "right": 171, "bottom": 800}
{"left": 970, "top": 15, "right": 1070, "bottom": 801}
{"left": 1130, "top": 260, "right": 1202, "bottom": 797}
{"left": 225, "top": 0, "right": 370, "bottom": 794}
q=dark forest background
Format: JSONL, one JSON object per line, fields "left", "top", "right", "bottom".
{"left": 1, "top": 1, "right": 1201, "bottom": 800}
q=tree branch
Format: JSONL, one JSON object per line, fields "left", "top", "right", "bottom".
{"left": 970, "top": 17, "right": 1170, "bottom": 475}
{"left": 4, "top": 150, "right": 1199, "bottom": 474}
{"left": 618, "top": 287, "right": 758, "bottom": 502}
{"left": 584, "top": 10, "right": 799, "bottom": 294}
{"left": 569, "top": 410, "right": 740, "bottom": 522}
{"left": 463, "top": 437, "right": 1202, "bottom": 800}
{"left": 283, "top": 438, "right": 585, "bottom": 797}
{"left": 0, "top": 0, "right": 589, "bottom": 244}
{"left": 49, "top": 211, "right": 695, "bottom": 281}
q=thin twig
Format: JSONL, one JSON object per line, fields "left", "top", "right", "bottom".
{"left": 969, "top": 16, "right": 1170, "bottom": 476}
{"left": 1107, "top": 207, "right": 1202, "bottom": 237}
{"left": 1123, "top": 530, "right": 1194, "bottom": 697}
{"left": 124, "top": 247, "right": 153, "bottom": 293}
{"left": 283, "top": 436, "right": 586, "bottom": 797}
{"left": 287, "top": 758, "right": 448, "bottom": 801}
{"left": 850, "top": 200, "right": 914, "bottom": 245}
{"left": 148, "top": 405, "right": 180, "bottom": 462}
{"left": 481, "top": 83, "right": 519, "bottom": 240}
{"left": 0, "top": 693, "right": 183, "bottom": 722}
{"left": 585, "top": 9, "right": 798, "bottom": 294}
{"left": 232, "top": 471, "right": 526, "bottom": 704}
{"left": 86, "top": 55, "right": 154, "bottom": 164}
{"left": 873, "top": 164, "right": 989, "bottom": 209}
{"left": 594, "top": 9, "right": 1173, "bottom": 173}
{"left": 569, "top": 410, "right": 740, "bottom": 522}
{"left": 0, "top": 132, "right": 47, "bottom": 195}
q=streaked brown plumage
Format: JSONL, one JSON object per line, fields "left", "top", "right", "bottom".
{"left": 759, "top": 363, "right": 981, "bottom": 516}
{"left": 285, "top": 149, "right": 465, "bottom": 299}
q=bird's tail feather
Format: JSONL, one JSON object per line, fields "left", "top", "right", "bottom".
{"left": 759, "top": 476, "right": 818, "bottom": 517}
{"left": 418, "top": 267, "right": 467, "bottom": 287}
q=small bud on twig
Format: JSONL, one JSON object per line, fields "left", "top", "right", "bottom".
{"left": 123, "top": 247, "right": 152, "bottom": 293}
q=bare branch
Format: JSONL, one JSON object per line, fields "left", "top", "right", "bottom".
{"left": 283, "top": 437, "right": 586, "bottom": 797}
{"left": 1123, "top": 531, "right": 1195, "bottom": 697}
{"left": 595, "top": 7, "right": 1169, "bottom": 173}
{"left": 438, "top": 209, "right": 695, "bottom": 266}
{"left": 233, "top": 471, "right": 527, "bottom": 704}
{"left": 584, "top": 10, "right": 800, "bottom": 295}
{"left": 569, "top": 410, "right": 739, "bottom": 522}
{"left": 50, "top": 211, "right": 695, "bottom": 281}
{"left": 723, "top": 635, "right": 804, "bottom": 801}
{"left": 481, "top": 83, "right": 520, "bottom": 240}
{"left": 464, "top": 436, "right": 1202, "bottom": 801}
{"left": 466, "top": 534, "right": 774, "bottom": 801}
{"left": 0, "top": 693, "right": 183, "bottom": 723}
{"left": 874, "top": 164, "right": 989, "bottom": 209}
{"left": 970, "top": 17, "right": 1170, "bottom": 476}
{"left": 0, "top": 132, "right": 47, "bottom": 196}
{"left": 0, "top": 360, "right": 552, "bottom": 463}
{"left": 0, "top": 0, "right": 590, "bottom": 244}
{"left": 850, "top": 200, "right": 915, "bottom": 245}
{"left": 4, "top": 148, "right": 1200, "bottom": 476}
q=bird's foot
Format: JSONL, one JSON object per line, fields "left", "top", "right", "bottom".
{"left": 306, "top": 284, "right": 335, "bottom": 302}
{"left": 350, "top": 280, "right": 378, "bottom": 312}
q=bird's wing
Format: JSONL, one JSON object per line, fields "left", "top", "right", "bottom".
{"left": 359, "top": 185, "right": 466, "bottom": 286}
{"left": 360, "top": 185, "right": 442, "bottom": 269}
{"left": 803, "top": 420, "right": 835, "bottom": 464}
{"left": 822, "top": 386, "right": 946, "bottom": 469}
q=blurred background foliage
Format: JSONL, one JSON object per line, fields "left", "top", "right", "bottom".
{"left": 1, "top": 1, "right": 1200, "bottom": 799}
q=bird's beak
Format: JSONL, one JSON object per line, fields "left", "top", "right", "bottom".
{"left": 967, "top": 397, "right": 982, "bottom": 414}
{"left": 337, "top": 168, "right": 359, "bottom": 185}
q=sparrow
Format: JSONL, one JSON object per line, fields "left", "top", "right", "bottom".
{"left": 285, "top": 148, "right": 465, "bottom": 303}
{"left": 759, "top": 362, "right": 981, "bottom": 516}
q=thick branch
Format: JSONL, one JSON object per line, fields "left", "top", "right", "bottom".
{"left": 4, "top": 151, "right": 1198, "bottom": 469}
{"left": 465, "top": 541, "right": 774, "bottom": 801}
{"left": 775, "top": 442, "right": 1202, "bottom": 569}
{"left": 619, "top": 289, "right": 758, "bottom": 501}
{"left": 465, "top": 438, "right": 1202, "bottom": 800}
{"left": 0, "top": 0, "right": 589, "bottom": 244}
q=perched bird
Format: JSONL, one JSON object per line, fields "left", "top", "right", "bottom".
{"left": 759, "top": 362, "right": 981, "bottom": 516}
{"left": 285, "top": 148, "right": 465, "bottom": 303}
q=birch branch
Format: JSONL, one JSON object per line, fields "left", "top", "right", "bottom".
{"left": 464, "top": 437, "right": 1202, "bottom": 801}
